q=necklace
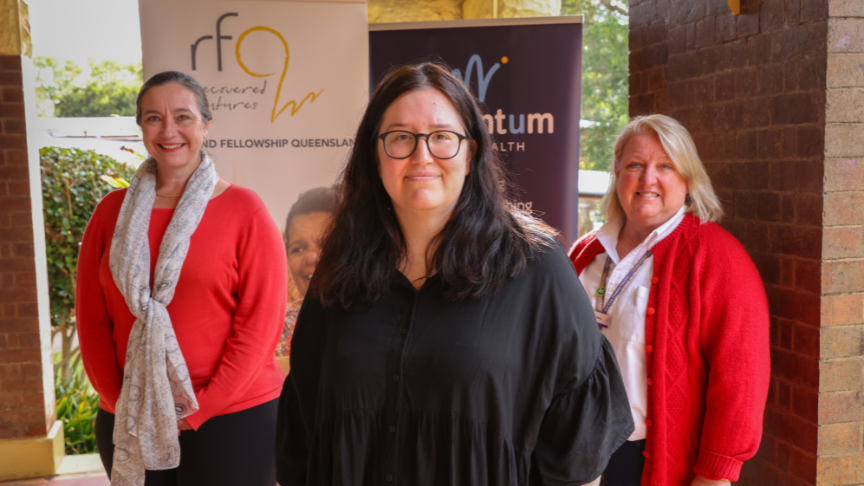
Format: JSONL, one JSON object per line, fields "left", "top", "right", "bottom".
{"left": 155, "top": 191, "right": 183, "bottom": 198}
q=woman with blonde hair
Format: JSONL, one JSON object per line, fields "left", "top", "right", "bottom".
{"left": 569, "top": 114, "right": 770, "bottom": 486}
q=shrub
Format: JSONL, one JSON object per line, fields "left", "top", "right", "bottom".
{"left": 40, "top": 147, "right": 134, "bottom": 382}
{"left": 55, "top": 361, "right": 99, "bottom": 455}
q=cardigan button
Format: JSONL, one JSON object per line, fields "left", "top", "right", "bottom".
{"left": 385, "top": 473, "right": 394, "bottom": 482}
{"left": 643, "top": 451, "right": 650, "bottom": 458}
{"left": 647, "top": 378, "right": 653, "bottom": 386}
{"left": 646, "top": 307, "right": 655, "bottom": 316}
{"left": 646, "top": 345, "right": 654, "bottom": 353}
{"left": 645, "top": 419, "right": 652, "bottom": 426}
{"left": 392, "top": 374, "right": 400, "bottom": 382}
{"left": 651, "top": 277, "right": 659, "bottom": 285}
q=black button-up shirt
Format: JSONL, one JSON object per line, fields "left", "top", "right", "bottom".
{"left": 276, "top": 243, "right": 633, "bottom": 485}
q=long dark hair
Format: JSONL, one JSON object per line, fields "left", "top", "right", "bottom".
{"left": 314, "top": 63, "right": 553, "bottom": 308}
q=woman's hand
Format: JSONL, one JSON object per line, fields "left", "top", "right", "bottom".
{"left": 177, "top": 418, "right": 193, "bottom": 435}
{"left": 691, "top": 476, "right": 730, "bottom": 486}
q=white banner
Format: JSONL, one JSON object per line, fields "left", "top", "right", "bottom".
{"left": 139, "top": 0, "right": 369, "bottom": 229}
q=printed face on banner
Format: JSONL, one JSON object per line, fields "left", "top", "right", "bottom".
{"left": 140, "top": 1, "right": 369, "bottom": 230}
{"left": 377, "top": 89, "right": 471, "bottom": 222}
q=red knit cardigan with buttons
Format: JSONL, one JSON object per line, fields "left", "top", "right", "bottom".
{"left": 569, "top": 215, "right": 770, "bottom": 486}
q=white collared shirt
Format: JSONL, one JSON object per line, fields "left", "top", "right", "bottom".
{"left": 578, "top": 206, "right": 687, "bottom": 441}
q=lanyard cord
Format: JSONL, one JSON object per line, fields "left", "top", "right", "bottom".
{"left": 596, "top": 250, "right": 653, "bottom": 314}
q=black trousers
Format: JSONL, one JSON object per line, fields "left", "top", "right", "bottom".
{"left": 95, "top": 398, "right": 278, "bottom": 486}
{"left": 601, "top": 439, "right": 646, "bottom": 486}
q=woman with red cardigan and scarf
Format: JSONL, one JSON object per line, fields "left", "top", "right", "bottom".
{"left": 570, "top": 115, "right": 769, "bottom": 486}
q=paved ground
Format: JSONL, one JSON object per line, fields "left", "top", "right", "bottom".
{"left": 0, "top": 455, "right": 108, "bottom": 486}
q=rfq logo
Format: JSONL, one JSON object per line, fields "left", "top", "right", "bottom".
{"left": 189, "top": 12, "right": 324, "bottom": 124}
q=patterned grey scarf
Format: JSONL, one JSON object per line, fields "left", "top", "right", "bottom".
{"left": 108, "top": 152, "right": 218, "bottom": 486}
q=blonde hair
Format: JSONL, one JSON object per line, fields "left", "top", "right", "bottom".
{"left": 600, "top": 114, "right": 724, "bottom": 224}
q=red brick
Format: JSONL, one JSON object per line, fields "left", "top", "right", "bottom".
{"left": 796, "top": 193, "right": 823, "bottom": 226}
{"left": 748, "top": 33, "right": 773, "bottom": 66}
{"left": 738, "top": 12, "right": 760, "bottom": 38}
{"left": 647, "top": 67, "right": 667, "bottom": 91}
{"left": 0, "top": 196, "right": 30, "bottom": 211}
{"left": 0, "top": 376, "right": 43, "bottom": 393}
{"left": 777, "top": 441, "right": 816, "bottom": 482}
{"left": 12, "top": 273, "right": 35, "bottom": 288}
{"left": 764, "top": 407, "right": 818, "bottom": 451}
{"left": 770, "top": 91, "right": 824, "bottom": 125}
{"left": 770, "top": 348, "right": 819, "bottom": 392}
{"left": 0, "top": 135, "right": 27, "bottom": 150}
{"left": 668, "top": 24, "right": 687, "bottom": 55}
{"left": 760, "top": 64, "right": 786, "bottom": 95}
{"left": 778, "top": 318, "right": 794, "bottom": 350}
{"left": 738, "top": 131, "right": 760, "bottom": 160}
{"left": 630, "top": 0, "right": 656, "bottom": 26}
{"left": 16, "top": 302, "right": 38, "bottom": 317}
{"left": 784, "top": 0, "right": 801, "bottom": 26}
{"left": 770, "top": 161, "right": 823, "bottom": 193}
{"left": 770, "top": 21, "right": 827, "bottom": 62}
{"left": 0, "top": 103, "right": 24, "bottom": 118}
{"left": 670, "top": 0, "right": 706, "bottom": 25}
{"left": 0, "top": 72, "right": 22, "bottom": 87}
{"left": 798, "top": 56, "right": 826, "bottom": 91}
{"left": 0, "top": 87, "right": 22, "bottom": 103}
{"left": 0, "top": 257, "right": 35, "bottom": 273}
{"left": 762, "top": 0, "right": 788, "bottom": 33}
{"left": 2, "top": 119, "right": 25, "bottom": 134}
{"left": 767, "top": 284, "right": 821, "bottom": 325}
{"left": 753, "top": 253, "right": 781, "bottom": 285}
{"left": 758, "top": 129, "right": 784, "bottom": 159}
{"left": 648, "top": 21, "right": 667, "bottom": 45}
{"left": 0, "top": 317, "right": 39, "bottom": 332}
{"left": 4, "top": 150, "right": 27, "bottom": 165}
{"left": 783, "top": 61, "right": 797, "bottom": 92}
{"left": 713, "top": 131, "right": 735, "bottom": 160}
{"left": 706, "top": 0, "right": 728, "bottom": 16}
{"left": 17, "top": 333, "right": 39, "bottom": 349}
{"left": 6, "top": 333, "right": 19, "bottom": 348}
{"left": 0, "top": 56, "right": 21, "bottom": 70}
{"left": 11, "top": 242, "right": 33, "bottom": 257}
{"left": 795, "top": 259, "right": 822, "bottom": 294}
{"left": 705, "top": 39, "right": 747, "bottom": 73}
{"left": 0, "top": 288, "right": 35, "bottom": 305}
{"left": 715, "top": 14, "right": 736, "bottom": 42}
{"left": 797, "top": 125, "right": 823, "bottom": 158}
{"left": 668, "top": 50, "right": 705, "bottom": 80}
{"left": 736, "top": 69, "right": 758, "bottom": 99}
{"left": 695, "top": 17, "right": 715, "bottom": 48}
{"left": 748, "top": 98, "right": 771, "bottom": 128}
{"left": 715, "top": 72, "right": 735, "bottom": 101}
{"left": 800, "top": 0, "right": 828, "bottom": 22}
{"left": 685, "top": 22, "right": 696, "bottom": 51}
{"left": 9, "top": 212, "right": 31, "bottom": 228}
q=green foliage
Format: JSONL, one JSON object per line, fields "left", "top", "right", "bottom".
{"left": 40, "top": 147, "right": 136, "bottom": 383}
{"left": 55, "top": 360, "right": 100, "bottom": 455}
{"left": 562, "top": 0, "right": 630, "bottom": 172}
{"left": 35, "top": 57, "right": 143, "bottom": 117}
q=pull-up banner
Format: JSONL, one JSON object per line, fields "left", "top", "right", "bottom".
{"left": 139, "top": 0, "right": 369, "bottom": 229}
{"left": 370, "top": 17, "right": 583, "bottom": 242}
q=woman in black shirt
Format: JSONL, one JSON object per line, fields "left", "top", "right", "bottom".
{"left": 275, "top": 63, "right": 633, "bottom": 486}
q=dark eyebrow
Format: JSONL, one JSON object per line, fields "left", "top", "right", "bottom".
{"left": 142, "top": 107, "right": 195, "bottom": 117}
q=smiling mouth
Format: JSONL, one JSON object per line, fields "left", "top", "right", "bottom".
{"left": 406, "top": 174, "right": 440, "bottom": 181}
{"left": 637, "top": 192, "right": 659, "bottom": 197}
{"left": 159, "top": 143, "right": 185, "bottom": 150}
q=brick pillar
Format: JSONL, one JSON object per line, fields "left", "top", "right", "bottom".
{"left": 0, "top": 0, "right": 63, "bottom": 480}
{"left": 816, "top": 3, "right": 864, "bottom": 485}
{"left": 629, "top": 0, "right": 832, "bottom": 484}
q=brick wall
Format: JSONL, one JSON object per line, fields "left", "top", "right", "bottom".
{"left": 629, "top": 0, "right": 828, "bottom": 484}
{"left": 816, "top": 3, "right": 864, "bottom": 484}
{"left": 0, "top": 54, "right": 51, "bottom": 439}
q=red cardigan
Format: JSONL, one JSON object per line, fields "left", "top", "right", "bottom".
{"left": 76, "top": 185, "right": 288, "bottom": 430}
{"left": 569, "top": 215, "right": 770, "bottom": 485}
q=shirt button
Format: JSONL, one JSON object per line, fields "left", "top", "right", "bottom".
{"left": 647, "top": 378, "right": 653, "bottom": 386}
{"left": 392, "top": 374, "right": 400, "bottom": 382}
{"left": 646, "top": 345, "right": 653, "bottom": 353}
{"left": 385, "top": 473, "right": 393, "bottom": 481}
{"left": 646, "top": 307, "right": 655, "bottom": 316}
{"left": 389, "top": 425, "right": 396, "bottom": 433}
{"left": 651, "top": 277, "right": 659, "bottom": 285}
{"left": 643, "top": 451, "right": 650, "bottom": 458}
{"left": 645, "top": 419, "right": 652, "bottom": 426}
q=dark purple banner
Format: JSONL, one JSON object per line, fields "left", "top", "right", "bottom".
{"left": 370, "top": 18, "right": 583, "bottom": 242}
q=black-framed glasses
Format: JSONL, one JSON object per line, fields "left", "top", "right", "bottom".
{"left": 376, "top": 130, "right": 470, "bottom": 160}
